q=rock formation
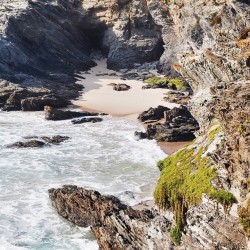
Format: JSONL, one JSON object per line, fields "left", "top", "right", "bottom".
{"left": 44, "top": 106, "right": 99, "bottom": 120}
{"left": 0, "top": 0, "right": 250, "bottom": 249}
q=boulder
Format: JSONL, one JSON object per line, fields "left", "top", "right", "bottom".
{"left": 21, "top": 95, "right": 68, "bottom": 111}
{"left": 44, "top": 106, "right": 99, "bottom": 121}
{"left": 138, "top": 106, "right": 170, "bottom": 122}
{"left": 72, "top": 117, "right": 103, "bottom": 124}
{"left": 113, "top": 84, "right": 131, "bottom": 91}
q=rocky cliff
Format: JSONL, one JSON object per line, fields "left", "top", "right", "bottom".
{"left": 1, "top": 0, "right": 250, "bottom": 249}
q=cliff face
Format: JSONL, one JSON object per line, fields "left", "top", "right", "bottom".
{"left": 1, "top": 0, "right": 250, "bottom": 249}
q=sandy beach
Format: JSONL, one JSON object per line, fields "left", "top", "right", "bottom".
{"left": 73, "top": 60, "right": 188, "bottom": 155}
{"left": 73, "top": 60, "right": 178, "bottom": 118}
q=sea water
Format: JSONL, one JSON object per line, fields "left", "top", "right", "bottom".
{"left": 0, "top": 111, "right": 166, "bottom": 250}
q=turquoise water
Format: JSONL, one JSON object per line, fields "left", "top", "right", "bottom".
{"left": 0, "top": 111, "right": 165, "bottom": 249}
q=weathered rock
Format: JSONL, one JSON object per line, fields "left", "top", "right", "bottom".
{"left": 137, "top": 106, "right": 199, "bottom": 142}
{"left": 113, "top": 83, "right": 131, "bottom": 91}
{"left": 72, "top": 117, "right": 103, "bottom": 124}
{"left": 21, "top": 95, "right": 68, "bottom": 111}
{"left": 164, "top": 91, "right": 190, "bottom": 105}
{"left": 49, "top": 186, "right": 172, "bottom": 250}
{"left": 138, "top": 106, "right": 170, "bottom": 122}
{"left": 44, "top": 106, "right": 99, "bottom": 121}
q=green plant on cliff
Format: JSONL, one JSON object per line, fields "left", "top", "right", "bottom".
{"left": 154, "top": 125, "right": 236, "bottom": 245}
{"left": 238, "top": 199, "right": 250, "bottom": 235}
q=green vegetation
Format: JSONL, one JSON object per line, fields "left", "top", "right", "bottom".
{"left": 169, "top": 222, "right": 183, "bottom": 245}
{"left": 145, "top": 77, "right": 187, "bottom": 90}
{"left": 238, "top": 199, "right": 250, "bottom": 235}
{"left": 207, "top": 125, "right": 222, "bottom": 140}
{"left": 154, "top": 125, "right": 236, "bottom": 245}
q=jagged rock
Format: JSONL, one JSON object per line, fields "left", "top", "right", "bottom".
{"left": 49, "top": 186, "right": 172, "bottom": 250}
{"left": 44, "top": 106, "right": 99, "bottom": 121}
{"left": 72, "top": 117, "right": 103, "bottom": 124}
{"left": 138, "top": 106, "right": 170, "bottom": 122}
{"left": 113, "top": 84, "right": 131, "bottom": 91}
{"left": 137, "top": 106, "right": 199, "bottom": 142}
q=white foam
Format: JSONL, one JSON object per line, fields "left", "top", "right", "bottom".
{"left": 0, "top": 111, "right": 166, "bottom": 249}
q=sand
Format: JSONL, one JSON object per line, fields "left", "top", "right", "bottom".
{"left": 73, "top": 60, "right": 188, "bottom": 155}
{"left": 73, "top": 60, "right": 178, "bottom": 119}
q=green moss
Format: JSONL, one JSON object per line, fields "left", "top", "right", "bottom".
{"left": 170, "top": 224, "right": 182, "bottom": 245}
{"left": 210, "top": 190, "right": 237, "bottom": 208}
{"left": 207, "top": 125, "right": 222, "bottom": 140}
{"left": 145, "top": 77, "right": 186, "bottom": 90}
{"left": 154, "top": 125, "right": 236, "bottom": 245}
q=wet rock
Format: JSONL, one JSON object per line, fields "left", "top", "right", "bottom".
{"left": 41, "top": 135, "right": 70, "bottom": 145}
{"left": 113, "top": 84, "right": 131, "bottom": 91}
{"left": 138, "top": 106, "right": 170, "bottom": 122}
{"left": 134, "top": 131, "right": 147, "bottom": 140}
{"left": 8, "top": 135, "right": 70, "bottom": 148}
{"left": 44, "top": 106, "right": 99, "bottom": 121}
{"left": 72, "top": 117, "right": 103, "bottom": 124}
{"left": 49, "top": 186, "right": 172, "bottom": 250}
{"left": 9, "top": 140, "right": 46, "bottom": 148}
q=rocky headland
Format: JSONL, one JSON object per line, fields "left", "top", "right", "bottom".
{"left": 1, "top": 0, "right": 250, "bottom": 249}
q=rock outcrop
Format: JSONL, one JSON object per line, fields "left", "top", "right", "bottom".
{"left": 44, "top": 106, "right": 99, "bottom": 121}
{"left": 49, "top": 185, "right": 173, "bottom": 250}
{"left": 136, "top": 105, "right": 199, "bottom": 142}
{"left": 72, "top": 117, "right": 103, "bottom": 124}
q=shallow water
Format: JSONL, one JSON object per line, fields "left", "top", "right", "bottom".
{"left": 0, "top": 111, "right": 166, "bottom": 250}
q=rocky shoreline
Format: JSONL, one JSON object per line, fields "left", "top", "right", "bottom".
{"left": 0, "top": 0, "right": 250, "bottom": 249}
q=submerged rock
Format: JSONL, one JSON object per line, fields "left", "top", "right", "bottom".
{"left": 8, "top": 135, "right": 70, "bottom": 148}
{"left": 72, "top": 117, "right": 103, "bottom": 124}
{"left": 49, "top": 186, "right": 172, "bottom": 250}
{"left": 44, "top": 106, "right": 99, "bottom": 121}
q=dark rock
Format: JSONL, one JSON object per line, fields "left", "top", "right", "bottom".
{"left": 113, "top": 84, "right": 131, "bottom": 91}
{"left": 137, "top": 106, "right": 199, "bottom": 142}
{"left": 9, "top": 140, "right": 46, "bottom": 148}
{"left": 49, "top": 186, "right": 172, "bottom": 250}
{"left": 142, "top": 82, "right": 169, "bottom": 89}
{"left": 41, "top": 135, "right": 70, "bottom": 144}
{"left": 8, "top": 135, "right": 70, "bottom": 148}
{"left": 21, "top": 95, "right": 68, "bottom": 111}
{"left": 134, "top": 131, "right": 147, "bottom": 140}
{"left": 163, "top": 91, "right": 190, "bottom": 105}
{"left": 138, "top": 106, "right": 170, "bottom": 122}
{"left": 72, "top": 117, "right": 103, "bottom": 124}
{"left": 44, "top": 106, "right": 99, "bottom": 121}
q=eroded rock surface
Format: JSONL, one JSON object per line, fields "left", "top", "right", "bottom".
{"left": 49, "top": 186, "right": 172, "bottom": 250}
